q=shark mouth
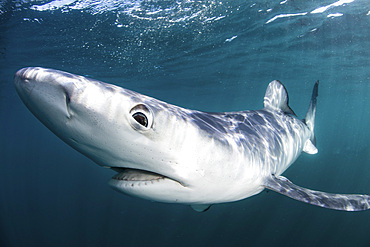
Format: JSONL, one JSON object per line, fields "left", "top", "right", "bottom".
{"left": 111, "top": 168, "right": 183, "bottom": 186}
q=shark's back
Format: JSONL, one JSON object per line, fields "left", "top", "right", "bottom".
{"left": 190, "top": 108, "right": 309, "bottom": 176}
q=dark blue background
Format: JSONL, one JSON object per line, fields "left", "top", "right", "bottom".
{"left": 1, "top": 1, "right": 369, "bottom": 246}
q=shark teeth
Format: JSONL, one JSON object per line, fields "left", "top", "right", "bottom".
{"left": 112, "top": 168, "right": 166, "bottom": 182}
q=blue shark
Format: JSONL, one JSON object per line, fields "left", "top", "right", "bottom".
{"left": 14, "top": 67, "right": 370, "bottom": 212}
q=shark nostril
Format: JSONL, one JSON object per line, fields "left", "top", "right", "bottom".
{"left": 64, "top": 91, "right": 72, "bottom": 119}
{"left": 65, "top": 92, "right": 71, "bottom": 105}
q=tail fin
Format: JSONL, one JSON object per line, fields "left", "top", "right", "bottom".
{"left": 303, "top": 81, "right": 319, "bottom": 154}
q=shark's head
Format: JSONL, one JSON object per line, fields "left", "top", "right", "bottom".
{"left": 14, "top": 67, "right": 256, "bottom": 206}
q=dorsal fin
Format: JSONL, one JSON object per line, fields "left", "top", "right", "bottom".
{"left": 263, "top": 80, "right": 296, "bottom": 116}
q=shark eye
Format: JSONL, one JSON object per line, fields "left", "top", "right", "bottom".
{"left": 129, "top": 104, "right": 153, "bottom": 131}
{"left": 132, "top": 112, "right": 148, "bottom": 127}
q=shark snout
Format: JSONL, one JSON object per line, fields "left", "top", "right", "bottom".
{"left": 14, "top": 67, "right": 77, "bottom": 123}
{"left": 15, "top": 67, "right": 39, "bottom": 82}
{"left": 14, "top": 67, "right": 40, "bottom": 96}
{"left": 15, "top": 67, "right": 30, "bottom": 81}
{"left": 15, "top": 67, "right": 57, "bottom": 94}
{"left": 14, "top": 67, "right": 59, "bottom": 92}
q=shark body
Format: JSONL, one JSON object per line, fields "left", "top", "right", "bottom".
{"left": 14, "top": 67, "right": 370, "bottom": 212}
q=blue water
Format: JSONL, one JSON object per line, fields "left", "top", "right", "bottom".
{"left": 1, "top": 0, "right": 370, "bottom": 246}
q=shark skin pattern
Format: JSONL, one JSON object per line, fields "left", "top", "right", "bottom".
{"left": 14, "top": 67, "right": 370, "bottom": 212}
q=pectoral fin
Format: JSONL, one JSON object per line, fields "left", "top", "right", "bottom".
{"left": 263, "top": 175, "right": 370, "bottom": 211}
{"left": 191, "top": 204, "right": 212, "bottom": 212}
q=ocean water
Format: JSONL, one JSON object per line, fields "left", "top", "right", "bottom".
{"left": 1, "top": 0, "right": 370, "bottom": 246}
